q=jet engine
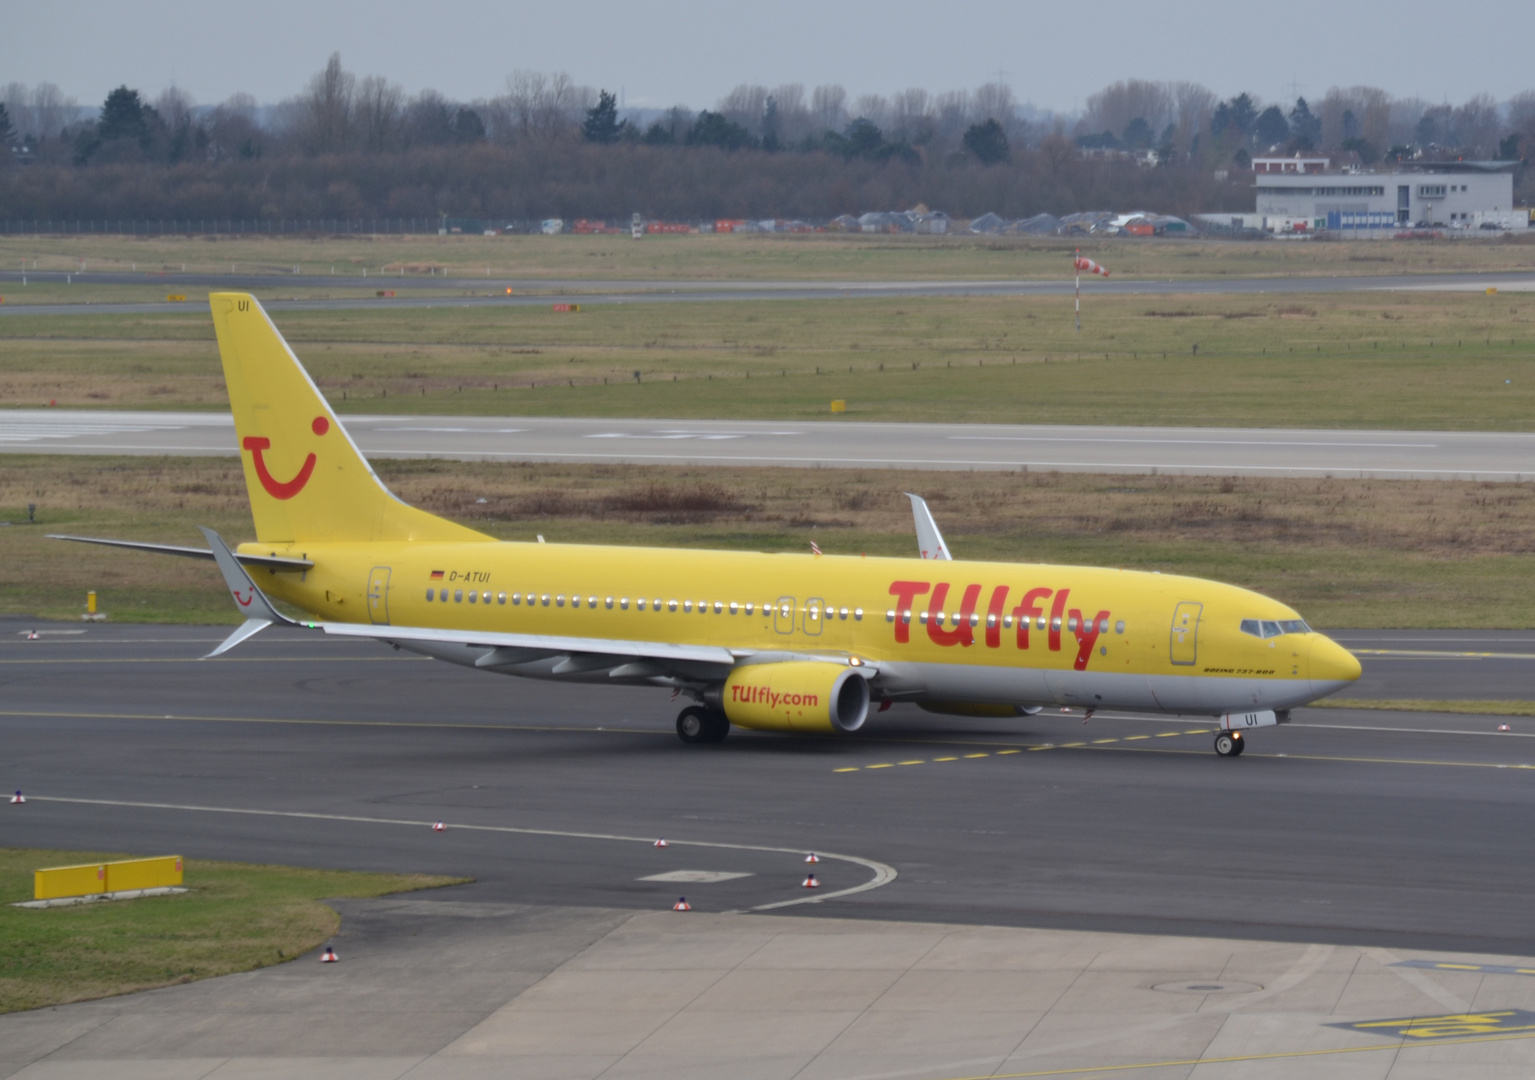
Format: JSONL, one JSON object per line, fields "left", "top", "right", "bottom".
{"left": 714, "top": 662, "right": 870, "bottom": 734}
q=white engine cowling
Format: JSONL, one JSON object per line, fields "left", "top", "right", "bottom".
{"left": 719, "top": 662, "right": 870, "bottom": 734}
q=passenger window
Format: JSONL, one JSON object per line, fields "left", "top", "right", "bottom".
{"left": 498, "top": 592, "right": 506, "bottom": 604}
{"left": 730, "top": 602, "right": 739, "bottom": 615}
{"left": 468, "top": 592, "right": 477, "bottom": 604}
{"left": 745, "top": 603, "right": 754, "bottom": 615}
{"left": 621, "top": 598, "right": 629, "bottom": 609}
{"left": 556, "top": 595, "right": 565, "bottom": 607}
{"left": 589, "top": 596, "right": 597, "bottom": 608}
{"left": 454, "top": 590, "right": 463, "bottom": 603}
{"left": 669, "top": 600, "right": 678, "bottom": 612}
{"left": 426, "top": 589, "right": 434, "bottom": 602}
{"left": 1115, "top": 620, "right": 1125, "bottom": 634}
{"left": 1067, "top": 616, "right": 1078, "bottom": 632}
{"left": 1098, "top": 618, "right": 1109, "bottom": 633}
{"left": 854, "top": 608, "right": 863, "bottom": 621}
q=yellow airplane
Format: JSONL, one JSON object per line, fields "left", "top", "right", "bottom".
{"left": 55, "top": 293, "right": 1360, "bottom": 756}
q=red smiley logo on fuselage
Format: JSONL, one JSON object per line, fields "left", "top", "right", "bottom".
{"left": 243, "top": 416, "right": 329, "bottom": 500}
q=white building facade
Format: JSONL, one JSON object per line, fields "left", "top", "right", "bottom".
{"left": 1253, "top": 162, "right": 1523, "bottom": 233}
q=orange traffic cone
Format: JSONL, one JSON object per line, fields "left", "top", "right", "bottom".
{"left": 320, "top": 945, "right": 339, "bottom": 962}
{"left": 803, "top": 874, "right": 820, "bottom": 889}
{"left": 432, "top": 821, "right": 445, "bottom": 832}
{"left": 673, "top": 897, "right": 691, "bottom": 911}
{"left": 804, "top": 853, "right": 819, "bottom": 864}
{"left": 654, "top": 838, "right": 668, "bottom": 848}
{"left": 10, "top": 791, "right": 23, "bottom": 804}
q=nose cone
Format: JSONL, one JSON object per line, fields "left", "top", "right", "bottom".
{"left": 1309, "top": 634, "right": 1362, "bottom": 698}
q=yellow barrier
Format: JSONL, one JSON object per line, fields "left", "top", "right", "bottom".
{"left": 106, "top": 856, "right": 183, "bottom": 893}
{"left": 34, "top": 862, "right": 106, "bottom": 900}
{"left": 34, "top": 856, "right": 183, "bottom": 900}
{"left": 830, "top": 399, "right": 846, "bottom": 413}
{"left": 167, "top": 294, "right": 187, "bottom": 302}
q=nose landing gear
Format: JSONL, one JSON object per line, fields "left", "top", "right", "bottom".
{"left": 676, "top": 705, "right": 730, "bottom": 744}
{"left": 1214, "top": 731, "right": 1245, "bottom": 757}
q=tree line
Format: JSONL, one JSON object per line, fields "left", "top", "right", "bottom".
{"left": 0, "top": 59, "right": 1529, "bottom": 221}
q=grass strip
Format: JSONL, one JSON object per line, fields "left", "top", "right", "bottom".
{"left": 0, "top": 847, "right": 469, "bottom": 1014}
{"left": 4, "top": 456, "right": 1535, "bottom": 628}
{"left": 1, "top": 291, "right": 1532, "bottom": 428}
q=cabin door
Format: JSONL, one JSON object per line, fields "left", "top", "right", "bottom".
{"left": 1169, "top": 601, "right": 1201, "bottom": 666}
{"left": 367, "top": 566, "right": 391, "bottom": 625}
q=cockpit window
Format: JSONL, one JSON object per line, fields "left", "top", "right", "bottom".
{"left": 1240, "top": 618, "right": 1311, "bottom": 638}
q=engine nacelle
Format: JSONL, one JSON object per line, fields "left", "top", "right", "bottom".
{"left": 718, "top": 662, "right": 870, "bottom": 734}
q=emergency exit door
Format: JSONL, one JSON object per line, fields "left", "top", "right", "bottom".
{"left": 367, "top": 566, "right": 391, "bottom": 625}
{"left": 1169, "top": 601, "right": 1201, "bottom": 666}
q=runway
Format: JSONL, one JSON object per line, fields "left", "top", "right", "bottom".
{"left": 3, "top": 410, "right": 1534, "bottom": 479}
{"left": 1, "top": 268, "right": 1534, "bottom": 317}
{"left": 6, "top": 619, "right": 1535, "bottom": 955}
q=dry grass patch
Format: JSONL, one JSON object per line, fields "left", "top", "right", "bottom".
{"left": 4, "top": 454, "right": 1535, "bottom": 627}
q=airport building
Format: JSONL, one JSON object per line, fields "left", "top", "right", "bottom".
{"left": 1251, "top": 158, "right": 1524, "bottom": 234}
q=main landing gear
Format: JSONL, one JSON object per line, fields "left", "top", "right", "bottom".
{"left": 1213, "top": 731, "right": 1245, "bottom": 757}
{"left": 676, "top": 705, "right": 730, "bottom": 744}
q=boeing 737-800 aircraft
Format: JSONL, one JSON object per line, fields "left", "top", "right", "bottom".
{"left": 56, "top": 294, "right": 1360, "bottom": 755}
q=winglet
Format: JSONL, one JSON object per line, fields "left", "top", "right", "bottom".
{"left": 198, "top": 526, "right": 299, "bottom": 657}
{"left": 904, "top": 494, "right": 953, "bottom": 561}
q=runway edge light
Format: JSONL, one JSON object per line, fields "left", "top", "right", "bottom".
{"left": 10, "top": 790, "right": 23, "bottom": 804}
{"left": 320, "top": 945, "right": 339, "bottom": 962}
{"left": 654, "top": 838, "right": 668, "bottom": 848}
{"left": 803, "top": 874, "right": 820, "bottom": 889}
{"left": 673, "top": 897, "right": 691, "bottom": 911}
{"left": 804, "top": 853, "right": 819, "bottom": 864}
{"left": 432, "top": 821, "right": 445, "bottom": 832}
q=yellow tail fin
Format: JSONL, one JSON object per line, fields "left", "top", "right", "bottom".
{"left": 209, "top": 293, "right": 491, "bottom": 545}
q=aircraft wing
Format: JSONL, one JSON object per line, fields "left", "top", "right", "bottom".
{"left": 315, "top": 620, "right": 737, "bottom": 672}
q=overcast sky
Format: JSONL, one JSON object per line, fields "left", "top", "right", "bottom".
{"left": 8, "top": 0, "right": 1533, "bottom": 115}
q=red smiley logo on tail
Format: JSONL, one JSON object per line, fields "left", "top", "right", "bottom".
{"left": 242, "top": 416, "right": 329, "bottom": 500}
{"left": 233, "top": 589, "right": 254, "bottom": 607}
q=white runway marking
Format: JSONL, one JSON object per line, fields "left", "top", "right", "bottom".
{"left": 25, "top": 795, "right": 896, "bottom": 912}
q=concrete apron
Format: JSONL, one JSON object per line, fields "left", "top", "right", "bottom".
{"left": 4, "top": 896, "right": 1535, "bottom": 1080}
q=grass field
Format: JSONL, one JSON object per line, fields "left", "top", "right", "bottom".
{"left": 4, "top": 455, "right": 1534, "bottom": 629}
{"left": 1, "top": 291, "right": 1532, "bottom": 428}
{"left": 0, "top": 848, "right": 467, "bottom": 1014}
{"left": 2, "top": 231, "right": 1534, "bottom": 283}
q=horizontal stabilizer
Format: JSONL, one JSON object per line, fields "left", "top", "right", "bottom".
{"left": 49, "top": 534, "right": 311, "bottom": 570}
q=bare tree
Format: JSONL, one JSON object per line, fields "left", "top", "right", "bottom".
{"left": 719, "top": 84, "right": 769, "bottom": 136}
{"left": 888, "top": 88, "right": 933, "bottom": 143}
{"left": 851, "top": 93, "right": 890, "bottom": 131}
{"left": 1451, "top": 94, "right": 1500, "bottom": 156}
{"left": 1083, "top": 79, "right": 1175, "bottom": 143}
{"left": 498, "top": 71, "right": 585, "bottom": 144}
{"left": 3, "top": 81, "right": 78, "bottom": 140}
{"left": 1171, "top": 82, "right": 1215, "bottom": 154}
{"left": 207, "top": 92, "right": 263, "bottom": 160}
{"left": 811, "top": 84, "right": 847, "bottom": 133}
{"left": 770, "top": 83, "right": 813, "bottom": 144}
{"left": 355, "top": 75, "right": 403, "bottom": 153}
{"left": 294, "top": 52, "right": 355, "bottom": 154}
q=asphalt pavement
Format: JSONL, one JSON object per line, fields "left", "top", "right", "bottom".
{"left": 1, "top": 268, "right": 1533, "bottom": 317}
{"left": 5, "top": 618, "right": 1535, "bottom": 956}
{"left": 5, "top": 411, "right": 1535, "bottom": 480}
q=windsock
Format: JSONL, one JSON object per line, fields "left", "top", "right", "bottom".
{"left": 1073, "top": 255, "right": 1109, "bottom": 277}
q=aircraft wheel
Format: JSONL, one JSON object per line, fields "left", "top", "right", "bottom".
{"left": 1214, "top": 732, "right": 1241, "bottom": 757}
{"left": 677, "top": 706, "right": 729, "bottom": 744}
{"left": 1231, "top": 732, "right": 1245, "bottom": 755}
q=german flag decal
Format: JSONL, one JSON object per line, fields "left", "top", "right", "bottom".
{"left": 430, "top": 570, "right": 445, "bottom": 580}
